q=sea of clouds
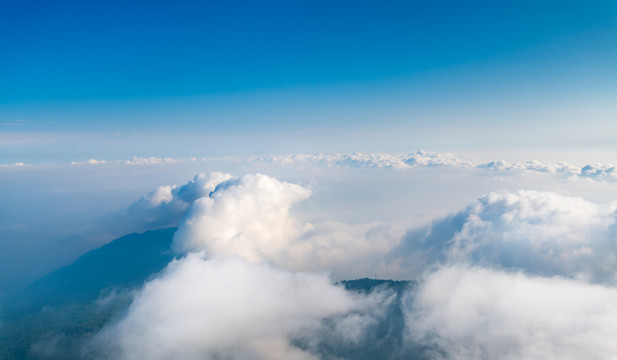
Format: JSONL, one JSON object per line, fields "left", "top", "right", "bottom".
{"left": 4, "top": 149, "right": 617, "bottom": 359}
{"left": 72, "top": 171, "right": 617, "bottom": 360}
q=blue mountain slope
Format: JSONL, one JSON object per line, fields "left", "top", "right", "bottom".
{"left": 7, "top": 227, "right": 177, "bottom": 315}
{"left": 0, "top": 227, "right": 177, "bottom": 359}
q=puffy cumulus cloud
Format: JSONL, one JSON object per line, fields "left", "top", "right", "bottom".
{"left": 173, "top": 173, "right": 312, "bottom": 261}
{"left": 580, "top": 163, "right": 617, "bottom": 180}
{"left": 171, "top": 173, "right": 401, "bottom": 277}
{"left": 391, "top": 190, "right": 617, "bottom": 283}
{"left": 89, "top": 253, "right": 366, "bottom": 360}
{"left": 405, "top": 265, "right": 617, "bottom": 360}
{"left": 382, "top": 189, "right": 617, "bottom": 359}
{"left": 397, "top": 192, "right": 617, "bottom": 359}
{"left": 127, "top": 172, "right": 233, "bottom": 228}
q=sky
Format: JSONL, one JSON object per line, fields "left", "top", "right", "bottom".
{"left": 0, "top": 0, "right": 616, "bottom": 290}
{"left": 1, "top": 0, "right": 616, "bottom": 164}
{"left": 1, "top": 0, "right": 617, "bottom": 289}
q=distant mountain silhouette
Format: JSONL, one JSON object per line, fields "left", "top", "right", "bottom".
{"left": 0, "top": 227, "right": 177, "bottom": 359}
{"left": 5, "top": 227, "right": 177, "bottom": 317}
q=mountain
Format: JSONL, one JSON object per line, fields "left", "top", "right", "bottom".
{"left": 0, "top": 227, "right": 177, "bottom": 359}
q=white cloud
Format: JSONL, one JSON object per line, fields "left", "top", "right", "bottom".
{"left": 406, "top": 265, "right": 617, "bottom": 360}
{"left": 477, "top": 159, "right": 579, "bottom": 175}
{"left": 171, "top": 173, "right": 402, "bottom": 278}
{"left": 89, "top": 173, "right": 408, "bottom": 359}
{"left": 247, "top": 150, "right": 475, "bottom": 169}
{"left": 127, "top": 172, "right": 233, "bottom": 229}
{"left": 52, "top": 151, "right": 617, "bottom": 184}
{"left": 172, "top": 173, "right": 313, "bottom": 261}
{"left": 134, "top": 172, "right": 617, "bottom": 281}
{"left": 124, "top": 156, "right": 186, "bottom": 165}
{"left": 0, "top": 162, "right": 27, "bottom": 167}
{"left": 70, "top": 159, "right": 107, "bottom": 165}
{"left": 291, "top": 220, "right": 401, "bottom": 279}
{"left": 391, "top": 190, "right": 617, "bottom": 283}
{"left": 243, "top": 151, "right": 609, "bottom": 183}
{"left": 393, "top": 190, "right": 617, "bottom": 359}
{"left": 90, "top": 253, "right": 360, "bottom": 360}
{"left": 580, "top": 163, "right": 617, "bottom": 180}
{"left": 59, "top": 172, "right": 617, "bottom": 359}
{"left": 402, "top": 150, "right": 475, "bottom": 168}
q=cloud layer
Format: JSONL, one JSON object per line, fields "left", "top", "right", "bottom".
{"left": 87, "top": 173, "right": 617, "bottom": 359}
{"left": 63, "top": 150, "right": 617, "bottom": 182}
{"left": 128, "top": 173, "right": 617, "bottom": 284}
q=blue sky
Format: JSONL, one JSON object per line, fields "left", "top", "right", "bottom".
{"left": 1, "top": 0, "right": 616, "bottom": 162}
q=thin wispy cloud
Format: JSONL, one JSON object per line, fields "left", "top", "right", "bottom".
{"left": 58, "top": 151, "right": 617, "bottom": 183}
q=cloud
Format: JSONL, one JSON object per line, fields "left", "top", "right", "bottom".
{"left": 248, "top": 150, "right": 475, "bottom": 169}
{"left": 477, "top": 160, "right": 579, "bottom": 175}
{"left": 124, "top": 156, "right": 187, "bottom": 165}
{"left": 126, "top": 172, "right": 233, "bottom": 229}
{"left": 44, "top": 151, "right": 617, "bottom": 184}
{"left": 89, "top": 173, "right": 410, "bottom": 359}
{"left": 292, "top": 220, "right": 401, "bottom": 279}
{"left": 0, "top": 162, "right": 27, "bottom": 167}
{"left": 172, "top": 173, "right": 401, "bottom": 278}
{"left": 90, "top": 253, "right": 361, "bottom": 360}
{"left": 393, "top": 190, "right": 617, "bottom": 359}
{"left": 26, "top": 171, "right": 617, "bottom": 359}
{"left": 244, "top": 151, "right": 604, "bottom": 182}
{"left": 579, "top": 163, "right": 617, "bottom": 180}
{"left": 134, "top": 171, "right": 617, "bottom": 281}
{"left": 70, "top": 159, "right": 107, "bottom": 165}
{"left": 173, "top": 173, "right": 313, "bottom": 261}
{"left": 402, "top": 150, "right": 474, "bottom": 168}
{"left": 391, "top": 190, "right": 617, "bottom": 283}
{"left": 405, "top": 265, "right": 617, "bottom": 360}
